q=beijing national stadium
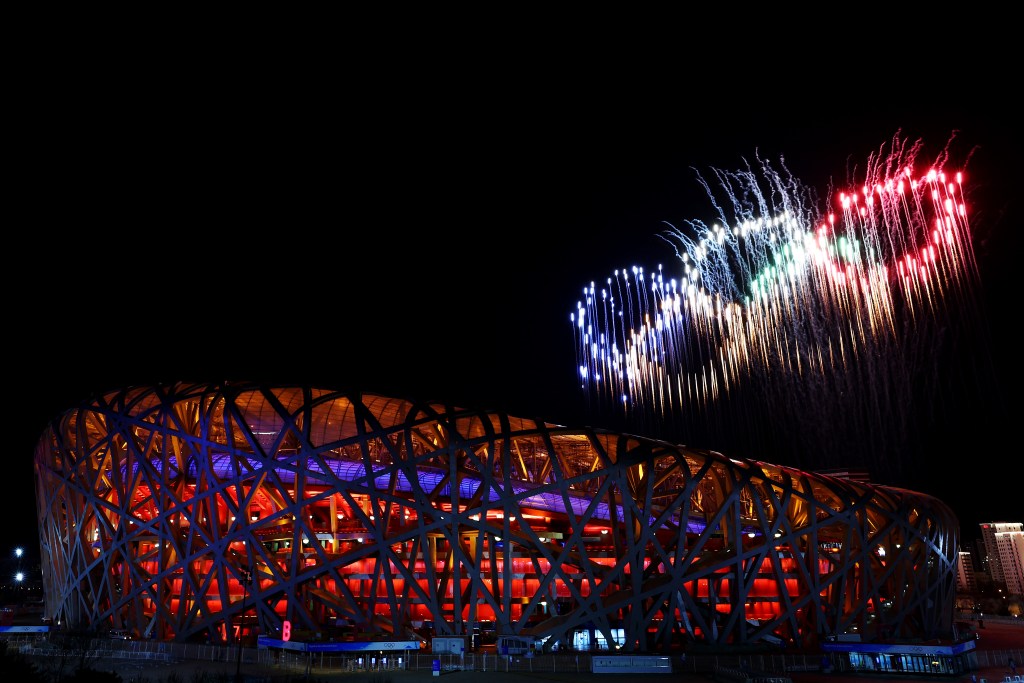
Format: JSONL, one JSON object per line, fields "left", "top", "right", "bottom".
{"left": 33, "top": 381, "right": 959, "bottom": 652}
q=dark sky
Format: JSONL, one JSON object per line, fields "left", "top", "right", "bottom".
{"left": 13, "top": 38, "right": 1021, "bottom": 563}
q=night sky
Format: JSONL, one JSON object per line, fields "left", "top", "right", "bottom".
{"left": 12, "top": 39, "right": 1021, "bottom": 566}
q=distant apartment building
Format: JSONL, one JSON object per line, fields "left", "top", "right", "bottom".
{"left": 980, "top": 522, "right": 1024, "bottom": 594}
{"left": 956, "top": 550, "right": 977, "bottom": 593}
{"left": 994, "top": 529, "right": 1024, "bottom": 596}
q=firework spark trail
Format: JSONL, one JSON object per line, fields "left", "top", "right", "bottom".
{"left": 570, "top": 133, "right": 986, "bottom": 477}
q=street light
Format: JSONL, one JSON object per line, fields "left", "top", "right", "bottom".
{"left": 234, "top": 568, "right": 252, "bottom": 683}
{"left": 13, "top": 548, "right": 25, "bottom": 593}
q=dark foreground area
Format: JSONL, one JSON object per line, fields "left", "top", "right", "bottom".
{"left": 6, "top": 618, "right": 1023, "bottom": 683}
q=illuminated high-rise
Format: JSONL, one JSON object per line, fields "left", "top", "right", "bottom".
{"left": 980, "top": 522, "right": 1023, "bottom": 587}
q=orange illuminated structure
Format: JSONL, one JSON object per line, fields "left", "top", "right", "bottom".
{"left": 33, "top": 381, "right": 959, "bottom": 650}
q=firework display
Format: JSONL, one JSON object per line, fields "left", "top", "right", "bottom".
{"left": 35, "top": 382, "right": 957, "bottom": 650}
{"left": 572, "top": 134, "right": 987, "bottom": 475}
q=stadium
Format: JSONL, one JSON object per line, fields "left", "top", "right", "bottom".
{"left": 33, "top": 381, "right": 959, "bottom": 652}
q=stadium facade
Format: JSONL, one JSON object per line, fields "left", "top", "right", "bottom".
{"left": 33, "top": 381, "right": 959, "bottom": 651}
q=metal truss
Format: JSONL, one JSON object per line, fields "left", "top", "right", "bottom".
{"left": 34, "top": 381, "right": 959, "bottom": 650}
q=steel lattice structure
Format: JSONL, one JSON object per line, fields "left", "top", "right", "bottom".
{"left": 34, "top": 381, "right": 959, "bottom": 650}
